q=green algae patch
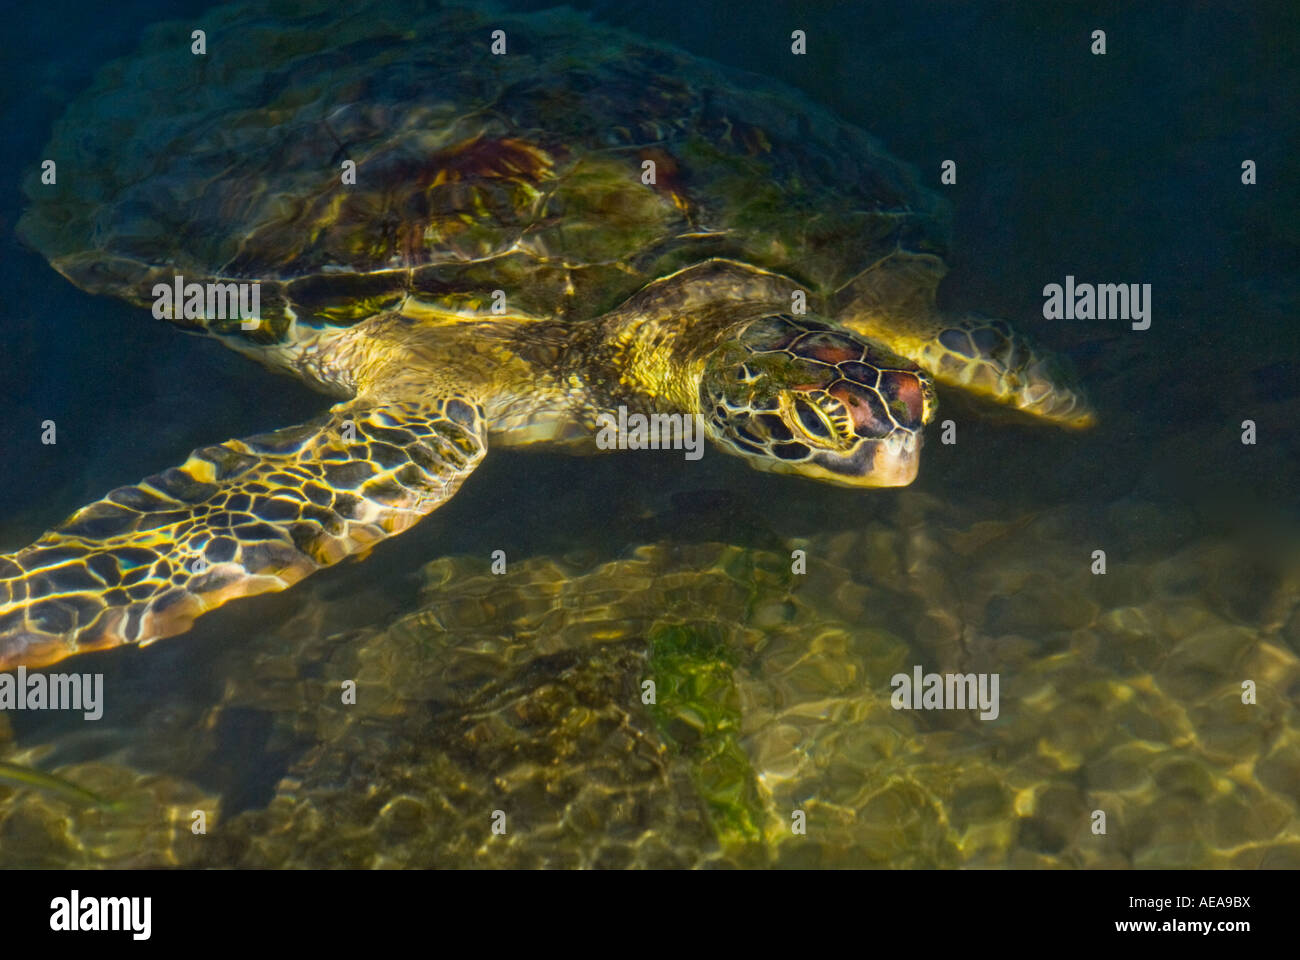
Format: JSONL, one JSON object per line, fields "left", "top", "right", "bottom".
{"left": 646, "top": 622, "right": 767, "bottom": 855}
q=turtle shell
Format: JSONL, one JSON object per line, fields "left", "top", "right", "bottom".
{"left": 20, "top": 0, "right": 949, "bottom": 349}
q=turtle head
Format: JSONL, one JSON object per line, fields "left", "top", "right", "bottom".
{"left": 701, "top": 315, "right": 936, "bottom": 488}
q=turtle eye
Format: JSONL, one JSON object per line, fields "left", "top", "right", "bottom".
{"left": 792, "top": 397, "right": 832, "bottom": 439}
{"left": 783, "top": 392, "right": 853, "bottom": 448}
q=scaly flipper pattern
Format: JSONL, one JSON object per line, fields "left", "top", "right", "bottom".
{"left": 0, "top": 396, "right": 486, "bottom": 669}
{"left": 835, "top": 250, "right": 1096, "bottom": 428}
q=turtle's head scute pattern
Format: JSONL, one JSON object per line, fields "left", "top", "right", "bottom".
{"left": 701, "top": 315, "right": 936, "bottom": 488}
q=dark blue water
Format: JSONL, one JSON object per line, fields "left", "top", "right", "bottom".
{"left": 0, "top": 0, "right": 1296, "bottom": 868}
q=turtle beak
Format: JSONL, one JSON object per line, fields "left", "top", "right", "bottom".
{"left": 867, "top": 431, "right": 921, "bottom": 486}
{"left": 804, "top": 429, "right": 921, "bottom": 488}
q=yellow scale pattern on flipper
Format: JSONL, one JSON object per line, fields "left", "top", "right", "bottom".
{"left": 0, "top": 397, "right": 486, "bottom": 670}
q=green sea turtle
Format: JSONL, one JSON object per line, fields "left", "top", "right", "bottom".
{"left": 0, "top": 0, "right": 1093, "bottom": 670}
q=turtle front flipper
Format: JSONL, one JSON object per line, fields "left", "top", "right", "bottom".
{"left": 834, "top": 250, "right": 1096, "bottom": 429}
{"left": 908, "top": 312, "right": 1096, "bottom": 429}
{"left": 0, "top": 396, "right": 487, "bottom": 670}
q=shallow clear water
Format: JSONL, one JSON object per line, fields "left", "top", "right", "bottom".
{"left": 0, "top": 0, "right": 1296, "bottom": 867}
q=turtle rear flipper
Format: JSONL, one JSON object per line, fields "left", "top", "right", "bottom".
{"left": 0, "top": 396, "right": 487, "bottom": 670}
